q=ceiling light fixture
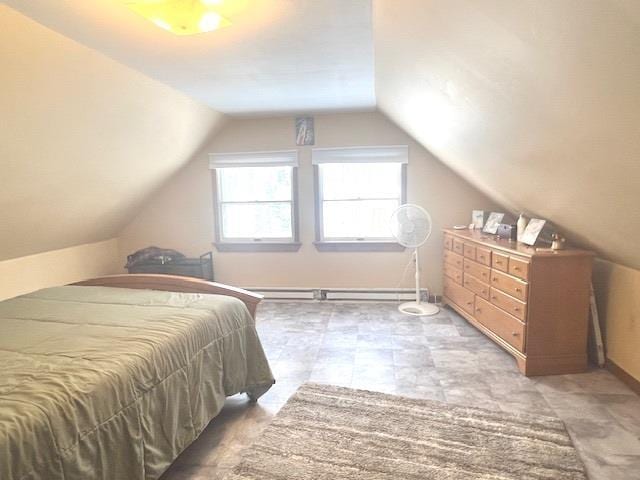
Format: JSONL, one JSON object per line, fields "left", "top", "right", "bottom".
{"left": 126, "top": 0, "right": 231, "bottom": 36}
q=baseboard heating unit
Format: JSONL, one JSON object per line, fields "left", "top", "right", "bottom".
{"left": 247, "top": 288, "right": 438, "bottom": 302}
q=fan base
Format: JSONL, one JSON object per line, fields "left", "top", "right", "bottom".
{"left": 398, "top": 301, "right": 440, "bottom": 316}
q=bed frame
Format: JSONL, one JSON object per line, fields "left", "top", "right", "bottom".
{"left": 72, "top": 274, "right": 263, "bottom": 318}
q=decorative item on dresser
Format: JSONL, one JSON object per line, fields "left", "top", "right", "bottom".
{"left": 442, "top": 228, "right": 594, "bottom": 376}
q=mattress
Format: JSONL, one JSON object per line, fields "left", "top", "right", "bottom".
{"left": 0, "top": 285, "right": 274, "bottom": 480}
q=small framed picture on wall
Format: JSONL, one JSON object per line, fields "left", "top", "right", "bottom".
{"left": 295, "top": 117, "right": 315, "bottom": 146}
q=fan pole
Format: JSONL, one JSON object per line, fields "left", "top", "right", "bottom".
{"left": 414, "top": 248, "right": 421, "bottom": 304}
{"left": 397, "top": 247, "right": 439, "bottom": 316}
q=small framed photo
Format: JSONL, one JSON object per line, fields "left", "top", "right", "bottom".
{"left": 482, "top": 212, "right": 504, "bottom": 234}
{"left": 521, "top": 218, "right": 546, "bottom": 246}
{"left": 295, "top": 117, "right": 314, "bottom": 146}
{"left": 472, "top": 210, "right": 485, "bottom": 229}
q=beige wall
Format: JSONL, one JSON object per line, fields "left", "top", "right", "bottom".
{"left": 593, "top": 260, "right": 640, "bottom": 382}
{"left": 119, "top": 111, "right": 500, "bottom": 292}
{"left": 0, "top": 239, "right": 119, "bottom": 301}
{"left": 0, "top": 5, "right": 224, "bottom": 261}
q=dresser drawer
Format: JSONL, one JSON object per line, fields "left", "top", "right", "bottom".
{"left": 452, "top": 238, "right": 464, "bottom": 255}
{"left": 463, "top": 274, "right": 490, "bottom": 300}
{"left": 444, "top": 277, "right": 475, "bottom": 315}
{"left": 490, "top": 287, "right": 527, "bottom": 321}
{"left": 491, "top": 270, "right": 528, "bottom": 302}
{"left": 444, "top": 250, "right": 464, "bottom": 269}
{"left": 474, "top": 297, "right": 525, "bottom": 352}
{"left": 444, "top": 235, "right": 453, "bottom": 251}
{"left": 508, "top": 256, "right": 530, "bottom": 281}
{"left": 463, "top": 243, "right": 476, "bottom": 259}
{"left": 475, "top": 247, "right": 492, "bottom": 266}
{"left": 492, "top": 251, "right": 509, "bottom": 272}
{"left": 444, "top": 263, "right": 463, "bottom": 284}
{"left": 463, "top": 258, "right": 490, "bottom": 284}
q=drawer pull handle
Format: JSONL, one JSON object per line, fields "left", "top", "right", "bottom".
{"left": 516, "top": 288, "right": 522, "bottom": 292}
{"left": 466, "top": 301, "right": 473, "bottom": 306}
{"left": 514, "top": 267, "right": 521, "bottom": 271}
{"left": 496, "top": 260, "right": 503, "bottom": 264}
{"left": 492, "top": 277, "right": 498, "bottom": 281}
{"left": 514, "top": 307, "right": 520, "bottom": 312}
{"left": 511, "top": 332, "right": 520, "bottom": 337}
{"left": 491, "top": 296, "right": 497, "bottom": 300}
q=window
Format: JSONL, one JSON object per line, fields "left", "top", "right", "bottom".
{"left": 209, "top": 151, "right": 300, "bottom": 252}
{"left": 313, "top": 146, "right": 407, "bottom": 251}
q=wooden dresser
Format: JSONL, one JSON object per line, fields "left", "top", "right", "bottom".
{"left": 442, "top": 228, "right": 593, "bottom": 376}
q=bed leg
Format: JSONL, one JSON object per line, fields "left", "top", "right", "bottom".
{"left": 245, "top": 383, "right": 273, "bottom": 403}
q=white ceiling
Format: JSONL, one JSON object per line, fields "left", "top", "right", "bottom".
{"left": 6, "top": 0, "right": 376, "bottom": 116}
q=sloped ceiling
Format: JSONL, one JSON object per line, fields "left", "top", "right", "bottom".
{"left": 374, "top": 0, "right": 640, "bottom": 269}
{"left": 0, "top": 6, "right": 225, "bottom": 261}
{"left": 5, "top": 0, "right": 375, "bottom": 115}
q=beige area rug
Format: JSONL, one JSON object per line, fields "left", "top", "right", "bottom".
{"left": 225, "top": 383, "right": 587, "bottom": 479}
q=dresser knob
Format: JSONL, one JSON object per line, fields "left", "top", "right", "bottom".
{"left": 492, "top": 277, "right": 498, "bottom": 281}
{"left": 514, "top": 266, "right": 521, "bottom": 271}
{"left": 514, "top": 307, "right": 520, "bottom": 311}
{"left": 466, "top": 301, "right": 473, "bottom": 306}
{"left": 491, "top": 296, "right": 497, "bottom": 300}
{"left": 512, "top": 332, "right": 520, "bottom": 336}
{"left": 516, "top": 288, "right": 522, "bottom": 292}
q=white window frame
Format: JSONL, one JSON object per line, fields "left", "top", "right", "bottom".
{"left": 209, "top": 150, "right": 301, "bottom": 252}
{"left": 312, "top": 146, "right": 408, "bottom": 252}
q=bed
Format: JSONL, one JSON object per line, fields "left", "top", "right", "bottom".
{"left": 0, "top": 274, "right": 275, "bottom": 480}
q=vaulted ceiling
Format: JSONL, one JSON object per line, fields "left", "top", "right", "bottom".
{"left": 0, "top": 5, "right": 224, "bottom": 261}
{"left": 373, "top": 0, "right": 640, "bottom": 269}
{"left": 3, "top": 1, "right": 639, "bottom": 269}
{"left": 5, "top": 0, "right": 375, "bottom": 115}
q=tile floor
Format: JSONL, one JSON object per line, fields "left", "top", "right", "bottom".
{"left": 162, "top": 301, "right": 640, "bottom": 480}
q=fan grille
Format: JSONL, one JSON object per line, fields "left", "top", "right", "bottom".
{"left": 391, "top": 204, "right": 432, "bottom": 248}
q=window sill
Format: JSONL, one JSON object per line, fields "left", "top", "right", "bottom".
{"left": 313, "top": 241, "right": 406, "bottom": 252}
{"left": 214, "top": 242, "right": 302, "bottom": 252}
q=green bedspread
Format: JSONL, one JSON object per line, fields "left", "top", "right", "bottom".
{"left": 0, "top": 285, "right": 274, "bottom": 480}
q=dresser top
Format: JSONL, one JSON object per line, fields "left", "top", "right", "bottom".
{"left": 443, "top": 228, "right": 594, "bottom": 258}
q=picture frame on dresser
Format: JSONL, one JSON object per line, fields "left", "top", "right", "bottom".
{"left": 520, "top": 218, "right": 546, "bottom": 246}
{"left": 472, "top": 210, "right": 486, "bottom": 229}
{"left": 482, "top": 212, "right": 504, "bottom": 234}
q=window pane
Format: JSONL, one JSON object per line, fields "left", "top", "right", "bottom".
{"left": 219, "top": 166, "right": 292, "bottom": 202}
{"left": 221, "top": 202, "right": 292, "bottom": 239}
{"left": 323, "top": 199, "right": 399, "bottom": 239}
{"left": 321, "top": 163, "right": 401, "bottom": 200}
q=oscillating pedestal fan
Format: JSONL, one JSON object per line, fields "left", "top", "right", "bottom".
{"left": 391, "top": 204, "right": 440, "bottom": 316}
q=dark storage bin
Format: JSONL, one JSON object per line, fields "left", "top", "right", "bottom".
{"left": 127, "top": 252, "right": 214, "bottom": 281}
